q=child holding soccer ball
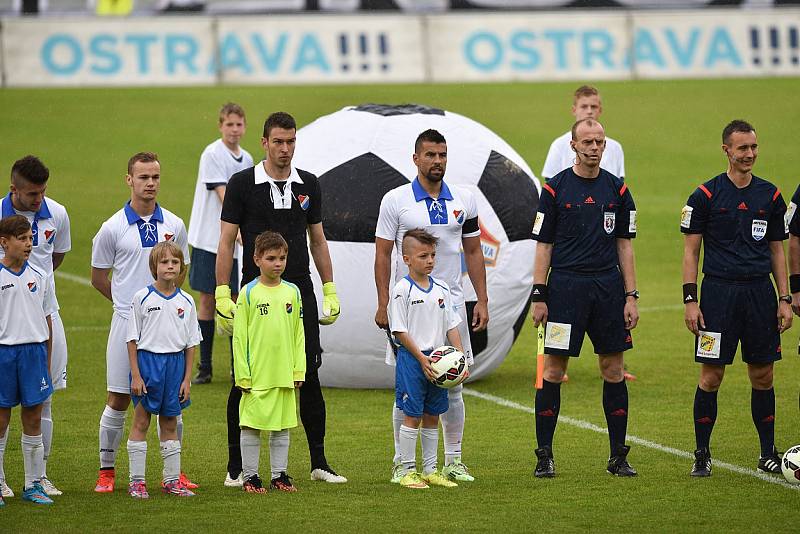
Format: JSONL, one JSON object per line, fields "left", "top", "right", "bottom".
{"left": 233, "top": 231, "right": 305, "bottom": 494}
{"left": 388, "top": 228, "right": 464, "bottom": 489}
{"left": 125, "top": 241, "right": 200, "bottom": 498}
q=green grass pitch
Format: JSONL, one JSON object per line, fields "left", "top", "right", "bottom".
{"left": 1, "top": 79, "right": 800, "bottom": 532}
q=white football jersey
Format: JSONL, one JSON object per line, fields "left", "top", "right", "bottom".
{"left": 0, "top": 262, "right": 58, "bottom": 344}
{"left": 541, "top": 131, "right": 626, "bottom": 180}
{"left": 376, "top": 179, "right": 480, "bottom": 305}
{"left": 126, "top": 285, "right": 201, "bottom": 354}
{"left": 91, "top": 202, "right": 189, "bottom": 318}
{"left": 188, "top": 139, "right": 253, "bottom": 254}
{"left": 388, "top": 275, "right": 461, "bottom": 353}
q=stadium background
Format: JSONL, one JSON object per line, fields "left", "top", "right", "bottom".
{"left": 1, "top": 1, "right": 800, "bottom": 532}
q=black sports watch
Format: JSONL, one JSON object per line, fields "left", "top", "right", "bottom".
{"left": 779, "top": 294, "right": 792, "bottom": 304}
{"left": 625, "top": 290, "right": 640, "bottom": 300}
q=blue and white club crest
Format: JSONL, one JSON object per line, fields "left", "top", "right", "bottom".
{"left": 603, "top": 212, "right": 615, "bottom": 234}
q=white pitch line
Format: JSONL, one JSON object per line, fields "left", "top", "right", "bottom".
{"left": 462, "top": 387, "right": 800, "bottom": 490}
{"left": 55, "top": 270, "right": 93, "bottom": 287}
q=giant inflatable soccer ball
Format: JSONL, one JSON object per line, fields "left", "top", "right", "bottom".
{"left": 295, "top": 104, "right": 541, "bottom": 388}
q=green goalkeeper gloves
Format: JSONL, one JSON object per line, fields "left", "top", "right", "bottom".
{"left": 215, "top": 285, "right": 236, "bottom": 335}
{"left": 318, "top": 282, "right": 340, "bottom": 326}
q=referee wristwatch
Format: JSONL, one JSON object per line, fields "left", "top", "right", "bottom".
{"left": 625, "top": 290, "right": 640, "bottom": 300}
{"left": 779, "top": 294, "right": 792, "bottom": 304}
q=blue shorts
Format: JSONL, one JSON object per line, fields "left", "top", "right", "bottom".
{"left": 131, "top": 350, "right": 191, "bottom": 416}
{"left": 545, "top": 268, "right": 633, "bottom": 357}
{"left": 0, "top": 342, "right": 52, "bottom": 408}
{"left": 696, "top": 276, "right": 781, "bottom": 365}
{"left": 189, "top": 247, "right": 239, "bottom": 295}
{"left": 395, "top": 347, "right": 448, "bottom": 418}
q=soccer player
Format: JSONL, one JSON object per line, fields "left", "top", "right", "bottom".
{"left": 541, "top": 85, "right": 625, "bottom": 181}
{"left": 126, "top": 242, "right": 200, "bottom": 498}
{"left": 388, "top": 229, "right": 463, "bottom": 489}
{"left": 681, "top": 120, "right": 791, "bottom": 477}
{"left": 0, "top": 215, "right": 57, "bottom": 505}
{"left": 187, "top": 103, "right": 253, "bottom": 385}
{"left": 234, "top": 231, "right": 305, "bottom": 494}
{"left": 531, "top": 118, "right": 639, "bottom": 478}
{"left": 375, "top": 128, "right": 488, "bottom": 484}
{"left": 216, "top": 112, "right": 346, "bottom": 487}
{"left": 0, "top": 156, "right": 70, "bottom": 498}
{"left": 91, "top": 152, "right": 192, "bottom": 493}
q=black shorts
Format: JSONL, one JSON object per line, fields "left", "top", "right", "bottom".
{"left": 544, "top": 268, "right": 632, "bottom": 357}
{"left": 696, "top": 276, "right": 781, "bottom": 365}
{"left": 188, "top": 247, "right": 239, "bottom": 295}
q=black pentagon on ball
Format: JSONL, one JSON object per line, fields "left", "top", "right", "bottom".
{"left": 352, "top": 103, "right": 445, "bottom": 117}
{"left": 318, "top": 153, "right": 409, "bottom": 242}
{"left": 478, "top": 150, "right": 539, "bottom": 242}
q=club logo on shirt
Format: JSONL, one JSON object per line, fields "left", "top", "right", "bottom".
{"left": 44, "top": 229, "right": 55, "bottom": 243}
{"left": 27, "top": 281, "right": 37, "bottom": 293}
{"left": 438, "top": 298, "right": 445, "bottom": 309}
{"left": 164, "top": 233, "right": 174, "bottom": 241}
{"left": 286, "top": 302, "right": 293, "bottom": 314}
{"left": 752, "top": 219, "right": 767, "bottom": 241}
{"left": 603, "top": 212, "right": 616, "bottom": 234}
{"left": 453, "top": 210, "right": 465, "bottom": 224}
{"left": 177, "top": 308, "right": 185, "bottom": 319}
{"left": 297, "top": 195, "right": 310, "bottom": 211}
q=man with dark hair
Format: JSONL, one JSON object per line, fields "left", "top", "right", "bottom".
{"left": 375, "top": 128, "right": 488, "bottom": 484}
{"left": 531, "top": 118, "right": 639, "bottom": 478}
{"left": 216, "top": 111, "right": 347, "bottom": 486}
{"left": 1, "top": 155, "right": 71, "bottom": 498}
{"left": 681, "top": 120, "right": 791, "bottom": 477}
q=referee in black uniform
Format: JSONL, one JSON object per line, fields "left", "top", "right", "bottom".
{"left": 215, "top": 112, "right": 347, "bottom": 485}
{"left": 531, "top": 118, "right": 639, "bottom": 478}
{"left": 681, "top": 119, "right": 791, "bottom": 477}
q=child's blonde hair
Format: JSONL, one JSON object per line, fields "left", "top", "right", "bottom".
{"left": 148, "top": 241, "right": 187, "bottom": 287}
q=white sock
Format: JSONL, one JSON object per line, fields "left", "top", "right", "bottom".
{"left": 240, "top": 428, "right": 261, "bottom": 481}
{"left": 41, "top": 397, "right": 53, "bottom": 478}
{"left": 157, "top": 414, "right": 184, "bottom": 443}
{"left": 0, "top": 427, "right": 7, "bottom": 483}
{"left": 441, "top": 387, "right": 465, "bottom": 465}
{"left": 99, "top": 405, "right": 126, "bottom": 469}
{"left": 420, "top": 427, "right": 439, "bottom": 475}
{"left": 399, "top": 425, "right": 419, "bottom": 473}
{"left": 127, "top": 440, "right": 147, "bottom": 482}
{"left": 392, "top": 404, "right": 405, "bottom": 465}
{"left": 21, "top": 433, "right": 44, "bottom": 489}
{"left": 269, "top": 430, "right": 290, "bottom": 479}
{"left": 160, "top": 440, "right": 181, "bottom": 484}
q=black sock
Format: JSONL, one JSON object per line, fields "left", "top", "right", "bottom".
{"left": 751, "top": 387, "right": 775, "bottom": 457}
{"left": 603, "top": 379, "right": 628, "bottom": 453}
{"left": 535, "top": 379, "right": 561, "bottom": 449}
{"left": 226, "top": 385, "right": 242, "bottom": 477}
{"left": 198, "top": 319, "right": 215, "bottom": 373}
{"left": 693, "top": 387, "right": 717, "bottom": 451}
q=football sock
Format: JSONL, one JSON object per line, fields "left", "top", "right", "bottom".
{"left": 198, "top": 319, "right": 215, "bottom": 373}
{"left": 160, "top": 440, "right": 181, "bottom": 484}
{"left": 21, "top": 433, "right": 43, "bottom": 490}
{"left": 392, "top": 404, "right": 404, "bottom": 464}
{"left": 299, "top": 369, "right": 328, "bottom": 469}
{"left": 399, "top": 425, "right": 419, "bottom": 473}
{"left": 99, "top": 405, "right": 126, "bottom": 469}
{"left": 240, "top": 428, "right": 261, "bottom": 481}
{"left": 227, "top": 385, "right": 242, "bottom": 477}
{"left": 535, "top": 379, "right": 561, "bottom": 448}
{"left": 0, "top": 427, "right": 7, "bottom": 483}
{"left": 693, "top": 386, "right": 718, "bottom": 450}
{"left": 751, "top": 387, "right": 776, "bottom": 457}
{"left": 603, "top": 379, "right": 629, "bottom": 452}
{"left": 127, "top": 440, "right": 147, "bottom": 482}
{"left": 441, "top": 386, "right": 465, "bottom": 465}
{"left": 269, "top": 430, "right": 290, "bottom": 479}
{"left": 420, "top": 427, "right": 439, "bottom": 475}
{"left": 40, "top": 397, "right": 53, "bottom": 478}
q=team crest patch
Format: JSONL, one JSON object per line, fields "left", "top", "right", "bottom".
{"left": 164, "top": 233, "right": 174, "bottom": 241}
{"left": 27, "top": 281, "right": 37, "bottom": 293}
{"left": 177, "top": 308, "right": 185, "bottom": 319}
{"left": 696, "top": 331, "right": 721, "bottom": 359}
{"left": 544, "top": 322, "right": 571, "bottom": 350}
{"left": 751, "top": 219, "right": 767, "bottom": 241}
{"left": 680, "top": 206, "right": 693, "bottom": 229}
{"left": 453, "top": 210, "right": 465, "bottom": 224}
{"left": 603, "top": 212, "right": 615, "bottom": 234}
{"left": 438, "top": 298, "right": 445, "bottom": 309}
{"left": 297, "top": 195, "right": 310, "bottom": 211}
{"left": 286, "top": 302, "right": 293, "bottom": 314}
{"left": 44, "top": 229, "right": 55, "bottom": 243}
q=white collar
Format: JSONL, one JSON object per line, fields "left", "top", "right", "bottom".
{"left": 254, "top": 160, "right": 303, "bottom": 186}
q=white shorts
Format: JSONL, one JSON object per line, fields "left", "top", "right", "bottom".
{"left": 106, "top": 312, "right": 131, "bottom": 394}
{"left": 50, "top": 311, "right": 68, "bottom": 390}
{"left": 385, "top": 302, "right": 474, "bottom": 366}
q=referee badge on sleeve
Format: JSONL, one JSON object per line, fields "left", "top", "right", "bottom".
{"left": 784, "top": 202, "right": 796, "bottom": 234}
{"left": 680, "top": 206, "right": 693, "bottom": 229}
{"left": 532, "top": 212, "right": 544, "bottom": 236}
{"left": 603, "top": 212, "right": 615, "bottom": 234}
{"left": 696, "top": 331, "right": 721, "bottom": 359}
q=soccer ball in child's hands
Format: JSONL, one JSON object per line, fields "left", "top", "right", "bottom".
{"left": 781, "top": 445, "right": 800, "bottom": 484}
{"left": 430, "top": 346, "right": 468, "bottom": 389}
